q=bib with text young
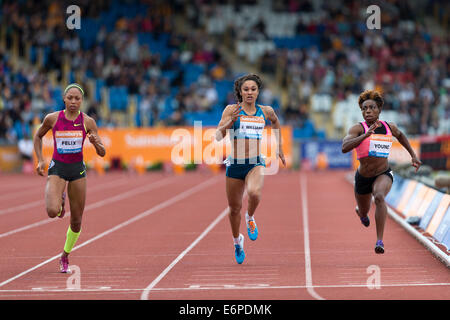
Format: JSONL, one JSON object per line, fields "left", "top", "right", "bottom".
{"left": 368, "top": 134, "right": 392, "bottom": 158}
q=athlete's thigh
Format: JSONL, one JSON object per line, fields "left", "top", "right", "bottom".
{"left": 67, "top": 177, "right": 87, "bottom": 216}
{"left": 226, "top": 176, "right": 246, "bottom": 208}
{"left": 245, "top": 165, "right": 265, "bottom": 195}
{"left": 372, "top": 174, "right": 392, "bottom": 198}
{"left": 45, "top": 175, "right": 67, "bottom": 209}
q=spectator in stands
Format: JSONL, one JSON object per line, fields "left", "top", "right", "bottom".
{"left": 87, "top": 102, "right": 100, "bottom": 124}
{"left": 18, "top": 129, "right": 33, "bottom": 161}
{"left": 200, "top": 0, "right": 449, "bottom": 137}
{"left": 435, "top": 176, "right": 450, "bottom": 193}
{"left": 0, "top": 112, "right": 13, "bottom": 143}
{"left": 2, "top": 0, "right": 447, "bottom": 136}
{"left": 166, "top": 110, "right": 186, "bottom": 126}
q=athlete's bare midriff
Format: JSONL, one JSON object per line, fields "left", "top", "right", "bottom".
{"left": 231, "top": 139, "right": 261, "bottom": 159}
{"left": 358, "top": 157, "right": 389, "bottom": 177}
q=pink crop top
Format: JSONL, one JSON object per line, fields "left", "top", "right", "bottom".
{"left": 355, "top": 120, "right": 393, "bottom": 160}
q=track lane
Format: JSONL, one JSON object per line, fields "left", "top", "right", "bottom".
{"left": 0, "top": 172, "right": 170, "bottom": 234}
{"left": 142, "top": 171, "right": 311, "bottom": 300}
{"left": 0, "top": 173, "right": 185, "bottom": 287}
{"left": 0, "top": 172, "right": 123, "bottom": 209}
{"left": 303, "top": 170, "right": 450, "bottom": 300}
{"left": 0, "top": 171, "right": 448, "bottom": 300}
{"left": 0, "top": 172, "right": 222, "bottom": 299}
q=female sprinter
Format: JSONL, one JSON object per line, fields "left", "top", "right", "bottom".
{"left": 33, "top": 83, "right": 106, "bottom": 272}
{"left": 215, "top": 74, "right": 285, "bottom": 264}
{"left": 342, "top": 90, "right": 421, "bottom": 254}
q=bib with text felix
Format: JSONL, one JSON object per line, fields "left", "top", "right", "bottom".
{"left": 55, "top": 130, "right": 83, "bottom": 154}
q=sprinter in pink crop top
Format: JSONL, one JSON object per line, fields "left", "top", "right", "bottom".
{"left": 33, "top": 83, "right": 106, "bottom": 273}
{"left": 342, "top": 90, "right": 421, "bottom": 254}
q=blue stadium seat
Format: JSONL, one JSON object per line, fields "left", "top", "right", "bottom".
{"left": 214, "top": 80, "right": 233, "bottom": 105}
{"left": 76, "top": 18, "right": 101, "bottom": 50}
{"left": 184, "top": 111, "right": 221, "bottom": 126}
{"left": 162, "top": 71, "right": 177, "bottom": 83}
{"left": 29, "top": 46, "right": 37, "bottom": 64}
{"left": 183, "top": 63, "right": 205, "bottom": 87}
{"left": 68, "top": 71, "right": 75, "bottom": 83}
{"left": 42, "top": 47, "right": 50, "bottom": 67}
{"left": 273, "top": 35, "right": 320, "bottom": 49}
{"left": 95, "top": 79, "right": 105, "bottom": 102}
{"left": 52, "top": 86, "right": 63, "bottom": 103}
{"left": 159, "top": 97, "right": 174, "bottom": 120}
{"left": 271, "top": 98, "right": 280, "bottom": 110}
{"left": 293, "top": 119, "right": 317, "bottom": 139}
{"left": 109, "top": 86, "right": 128, "bottom": 111}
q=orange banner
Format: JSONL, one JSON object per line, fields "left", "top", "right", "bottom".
{"left": 36, "top": 126, "right": 292, "bottom": 170}
{"left": 0, "top": 145, "right": 22, "bottom": 172}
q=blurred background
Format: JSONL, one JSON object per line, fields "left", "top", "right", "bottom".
{"left": 0, "top": 0, "right": 448, "bottom": 191}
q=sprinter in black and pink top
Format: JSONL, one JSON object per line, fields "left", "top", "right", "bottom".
{"left": 342, "top": 90, "right": 421, "bottom": 254}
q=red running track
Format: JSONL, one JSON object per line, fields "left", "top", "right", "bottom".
{"left": 0, "top": 170, "right": 448, "bottom": 300}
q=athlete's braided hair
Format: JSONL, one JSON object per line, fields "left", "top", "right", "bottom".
{"left": 233, "top": 74, "right": 263, "bottom": 103}
{"left": 358, "top": 89, "right": 384, "bottom": 109}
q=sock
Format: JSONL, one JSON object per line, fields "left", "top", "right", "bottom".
{"left": 57, "top": 206, "right": 63, "bottom": 217}
{"left": 57, "top": 193, "right": 65, "bottom": 217}
{"left": 63, "top": 226, "right": 81, "bottom": 254}
{"left": 245, "top": 212, "right": 254, "bottom": 223}
{"left": 233, "top": 235, "right": 241, "bottom": 245}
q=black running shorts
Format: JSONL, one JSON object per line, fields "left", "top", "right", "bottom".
{"left": 354, "top": 168, "right": 394, "bottom": 195}
{"left": 48, "top": 159, "right": 87, "bottom": 182}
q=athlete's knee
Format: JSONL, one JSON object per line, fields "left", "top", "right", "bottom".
{"left": 228, "top": 204, "right": 242, "bottom": 217}
{"left": 46, "top": 206, "right": 60, "bottom": 218}
{"left": 373, "top": 192, "right": 386, "bottom": 206}
{"left": 247, "top": 187, "right": 261, "bottom": 202}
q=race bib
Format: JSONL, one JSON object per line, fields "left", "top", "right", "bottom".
{"left": 368, "top": 134, "right": 392, "bottom": 158}
{"left": 55, "top": 130, "right": 83, "bottom": 154}
{"left": 239, "top": 116, "right": 265, "bottom": 139}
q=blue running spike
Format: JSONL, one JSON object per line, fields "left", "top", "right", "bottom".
{"left": 234, "top": 234, "right": 245, "bottom": 264}
{"left": 360, "top": 216, "right": 370, "bottom": 227}
{"left": 247, "top": 220, "right": 258, "bottom": 241}
{"left": 356, "top": 207, "right": 369, "bottom": 227}
{"left": 375, "top": 240, "right": 384, "bottom": 254}
{"left": 234, "top": 244, "right": 245, "bottom": 264}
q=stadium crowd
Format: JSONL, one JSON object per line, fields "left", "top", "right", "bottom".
{"left": 202, "top": 0, "right": 449, "bottom": 136}
{"left": 0, "top": 0, "right": 233, "bottom": 144}
{"left": 0, "top": 0, "right": 449, "bottom": 146}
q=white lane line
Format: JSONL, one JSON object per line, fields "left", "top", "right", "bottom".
{"left": 0, "top": 176, "right": 220, "bottom": 289}
{"left": 0, "top": 177, "right": 44, "bottom": 191}
{"left": 141, "top": 205, "right": 230, "bottom": 300}
{"left": 0, "top": 176, "right": 177, "bottom": 238}
{"left": 344, "top": 173, "right": 450, "bottom": 267}
{"left": 300, "top": 173, "right": 325, "bottom": 300}
{"left": 0, "top": 185, "right": 41, "bottom": 201}
{"left": 0, "top": 176, "right": 130, "bottom": 216}
{"left": 1, "top": 281, "right": 449, "bottom": 294}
